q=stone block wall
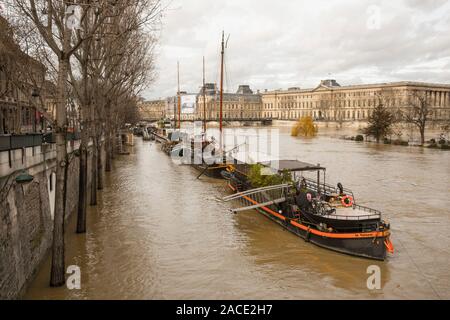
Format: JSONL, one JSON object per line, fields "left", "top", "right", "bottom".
{"left": 0, "top": 141, "right": 104, "bottom": 299}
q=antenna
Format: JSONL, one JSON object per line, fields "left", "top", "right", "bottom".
{"left": 203, "top": 56, "right": 206, "bottom": 134}
{"left": 177, "top": 61, "right": 181, "bottom": 129}
{"left": 219, "top": 31, "right": 225, "bottom": 151}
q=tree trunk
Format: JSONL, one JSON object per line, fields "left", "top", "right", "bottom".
{"left": 105, "top": 130, "right": 112, "bottom": 172}
{"left": 77, "top": 45, "right": 90, "bottom": 233}
{"left": 76, "top": 128, "right": 89, "bottom": 233}
{"left": 420, "top": 127, "right": 426, "bottom": 145}
{"left": 50, "top": 55, "right": 69, "bottom": 287}
{"left": 111, "top": 129, "right": 116, "bottom": 159}
{"left": 118, "top": 130, "right": 123, "bottom": 153}
{"left": 90, "top": 132, "right": 97, "bottom": 205}
{"left": 97, "top": 137, "right": 103, "bottom": 190}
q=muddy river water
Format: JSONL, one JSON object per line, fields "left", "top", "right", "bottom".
{"left": 25, "top": 126, "right": 450, "bottom": 299}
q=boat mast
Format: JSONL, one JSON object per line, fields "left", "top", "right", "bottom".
{"left": 203, "top": 56, "right": 207, "bottom": 135}
{"left": 219, "top": 31, "right": 225, "bottom": 149}
{"left": 177, "top": 61, "right": 181, "bottom": 129}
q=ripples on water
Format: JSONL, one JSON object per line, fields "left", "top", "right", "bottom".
{"left": 25, "top": 127, "right": 450, "bottom": 299}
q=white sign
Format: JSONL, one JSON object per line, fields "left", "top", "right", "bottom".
{"left": 181, "top": 95, "right": 196, "bottom": 114}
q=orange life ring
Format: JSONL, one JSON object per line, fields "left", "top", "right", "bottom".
{"left": 341, "top": 195, "right": 354, "bottom": 207}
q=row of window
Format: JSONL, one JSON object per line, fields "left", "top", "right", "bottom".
{"left": 0, "top": 106, "right": 38, "bottom": 134}
{"left": 262, "top": 110, "right": 371, "bottom": 120}
{"left": 261, "top": 108, "right": 450, "bottom": 120}
{"left": 263, "top": 96, "right": 450, "bottom": 110}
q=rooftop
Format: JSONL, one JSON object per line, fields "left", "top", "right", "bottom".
{"left": 263, "top": 80, "right": 450, "bottom": 95}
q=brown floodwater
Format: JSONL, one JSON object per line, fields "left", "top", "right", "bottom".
{"left": 25, "top": 126, "right": 450, "bottom": 299}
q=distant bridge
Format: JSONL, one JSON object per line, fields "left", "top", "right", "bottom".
{"left": 140, "top": 118, "right": 274, "bottom": 124}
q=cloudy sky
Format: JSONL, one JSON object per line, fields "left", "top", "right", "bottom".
{"left": 144, "top": 0, "right": 450, "bottom": 100}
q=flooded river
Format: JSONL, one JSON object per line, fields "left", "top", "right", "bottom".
{"left": 25, "top": 126, "right": 450, "bottom": 299}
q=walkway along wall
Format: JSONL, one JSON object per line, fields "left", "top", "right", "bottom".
{"left": 0, "top": 140, "right": 105, "bottom": 299}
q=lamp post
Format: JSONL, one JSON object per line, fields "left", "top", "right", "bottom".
{"left": 15, "top": 170, "right": 34, "bottom": 184}
{"left": 0, "top": 170, "right": 34, "bottom": 205}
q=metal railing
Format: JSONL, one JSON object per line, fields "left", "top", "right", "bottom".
{"left": 0, "top": 132, "right": 81, "bottom": 151}
{"left": 302, "top": 177, "right": 355, "bottom": 200}
{"left": 353, "top": 204, "right": 382, "bottom": 216}
{"left": 321, "top": 212, "right": 381, "bottom": 221}
{"left": 313, "top": 200, "right": 382, "bottom": 221}
{"left": 0, "top": 134, "right": 42, "bottom": 151}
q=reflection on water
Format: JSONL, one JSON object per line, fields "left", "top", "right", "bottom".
{"left": 25, "top": 127, "right": 450, "bottom": 299}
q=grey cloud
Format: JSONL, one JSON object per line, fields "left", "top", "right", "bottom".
{"left": 402, "top": 0, "right": 448, "bottom": 11}
{"left": 144, "top": 0, "right": 450, "bottom": 99}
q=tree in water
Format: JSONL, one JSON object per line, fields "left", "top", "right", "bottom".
{"left": 404, "top": 90, "right": 432, "bottom": 146}
{"left": 362, "top": 99, "right": 395, "bottom": 143}
{"left": 291, "top": 116, "right": 318, "bottom": 137}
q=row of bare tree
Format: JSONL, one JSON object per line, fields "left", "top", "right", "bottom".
{"left": 363, "top": 90, "right": 450, "bottom": 145}
{"left": 5, "top": 0, "right": 162, "bottom": 287}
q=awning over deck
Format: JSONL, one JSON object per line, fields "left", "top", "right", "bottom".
{"left": 259, "top": 160, "right": 326, "bottom": 172}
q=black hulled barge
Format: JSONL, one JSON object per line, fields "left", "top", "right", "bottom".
{"left": 222, "top": 160, "right": 394, "bottom": 260}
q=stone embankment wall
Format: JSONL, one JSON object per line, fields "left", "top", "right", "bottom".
{"left": 0, "top": 141, "right": 104, "bottom": 299}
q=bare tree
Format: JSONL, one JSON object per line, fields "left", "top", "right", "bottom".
{"left": 7, "top": 0, "right": 161, "bottom": 287}
{"left": 404, "top": 90, "right": 432, "bottom": 145}
{"left": 11, "top": 0, "right": 112, "bottom": 287}
{"left": 68, "top": 0, "right": 161, "bottom": 231}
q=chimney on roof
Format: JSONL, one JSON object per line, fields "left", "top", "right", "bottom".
{"left": 236, "top": 85, "right": 253, "bottom": 94}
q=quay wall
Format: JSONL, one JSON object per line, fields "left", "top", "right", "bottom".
{"left": 0, "top": 141, "right": 105, "bottom": 299}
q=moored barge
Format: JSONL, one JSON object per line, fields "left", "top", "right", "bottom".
{"left": 222, "top": 160, "right": 394, "bottom": 260}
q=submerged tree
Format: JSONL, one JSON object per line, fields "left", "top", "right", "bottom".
{"left": 291, "top": 116, "right": 318, "bottom": 137}
{"left": 11, "top": 0, "right": 111, "bottom": 287}
{"left": 9, "top": 0, "right": 162, "bottom": 287}
{"left": 362, "top": 97, "right": 395, "bottom": 143}
{"left": 403, "top": 90, "right": 432, "bottom": 145}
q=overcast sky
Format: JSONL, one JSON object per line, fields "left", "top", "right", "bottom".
{"left": 144, "top": 0, "right": 450, "bottom": 100}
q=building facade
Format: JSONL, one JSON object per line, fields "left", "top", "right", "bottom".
{"left": 138, "top": 99, "right": 167, "bottom": 121}
{"left": 139, "top": 84, "right": 263, "bottom": 122}
{"left": 0, "top": 15, "right": 54, "bottom": 134}
{"left": 261, "top": 80, "right": 450, "bottom": 123}
{"left": 197, "top": 84, "right": 262, "bottom": 121}
{"left": 139, "top": 80, "right": 450, "bottom": 124}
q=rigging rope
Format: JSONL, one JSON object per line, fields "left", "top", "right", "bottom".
{"left": 396, "top": 237, "right": 441, "bottom": 299}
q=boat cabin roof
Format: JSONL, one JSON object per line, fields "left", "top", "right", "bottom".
{"left": 259, "top": 160, "right": 326, "bottom": 172}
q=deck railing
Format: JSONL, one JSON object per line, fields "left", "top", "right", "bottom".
{"left": 303, "top": 177, "right": 355, "bottom": 200}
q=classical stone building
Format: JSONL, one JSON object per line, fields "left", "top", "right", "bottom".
{"left": 140, "top": 84, "right": 263, "bottom": 122}
{"left": 139, "top": 80, "right": 450, "bottom": 124}
{"left": 197, "top": 84, "right": 262, "bottom": 121}
{"left": 138, "top": 99, "right": 167, "bottom": 121}
{"left": 261, "top": 80, "right": 450, "bottom": 123}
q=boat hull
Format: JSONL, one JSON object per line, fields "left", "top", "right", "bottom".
{"left": 257, "top": 207, "right": 387, "bottom": 260}
{"left": 228, "top": 184, "right": 388, "bottom": 260}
